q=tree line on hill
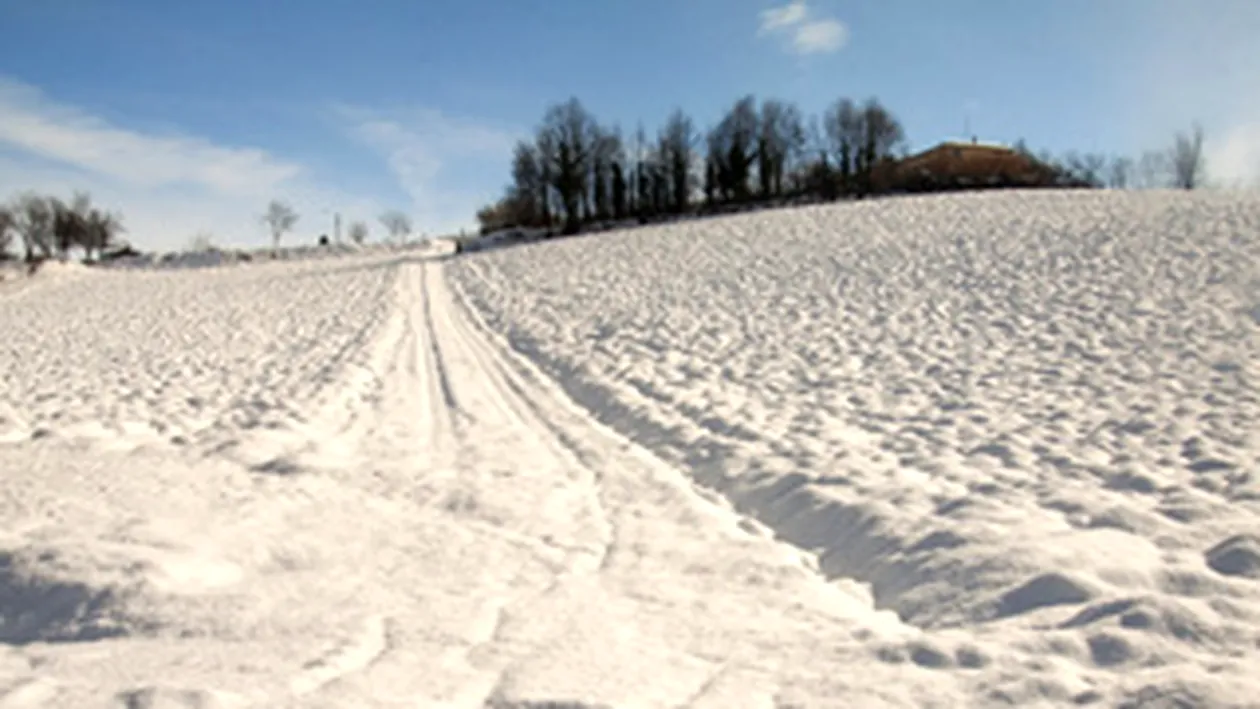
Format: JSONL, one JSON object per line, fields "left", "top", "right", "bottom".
{"left": 0, "top": 101, "right": 1210, "bottom": 261}
{"left": 0, "top": 192, "right": 126, "bottom": 265}
{"left": 476, "top": 94, "right": 1210, "bottom": 236}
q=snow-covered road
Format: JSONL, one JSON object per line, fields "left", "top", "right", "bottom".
{"left": 1, "top": 254, "right": 940, "bottom": 708}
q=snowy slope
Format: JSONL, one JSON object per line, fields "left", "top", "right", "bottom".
{"left": 448, "top": 189, "right": 1260, "bottom": 707}
{"left": 3, "top": 189, "right": 1258, "bottom": 707}
{"left": 3, "top": 245, "right": 938, "bottom": 707}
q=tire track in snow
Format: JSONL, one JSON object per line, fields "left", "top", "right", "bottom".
{"left": 422, "top": 259, "right": 616, "bottom": 576}
{"left": 295, "top": 254, "right": 455, "bottom": 485}
{"left": 420, "top": 262, "right": 471, "bottom": 431}
{"left": 289, "top": 614, "right": 390, "bottom": 696}
{"left": 173, "top": 255, "right": 924, "bottom": 706}
{"left": 434, "top": 260, "right": 912, "bottom": 706}
{"left": 265, "top": 260, "right": 619, "bottom": 705}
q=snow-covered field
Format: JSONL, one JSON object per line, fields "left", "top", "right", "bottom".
{"left": 450, "top": 189, "right": 1260, "bottom": 707}
{"left": 0, "top": 189, "right": 1258, "bottom": 707}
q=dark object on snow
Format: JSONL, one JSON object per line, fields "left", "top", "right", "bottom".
{"left": 99, "top": 244, "right": 142, "bottom": 262}
{"left": 318, "top": 234, "right": 330, "bottom": 246}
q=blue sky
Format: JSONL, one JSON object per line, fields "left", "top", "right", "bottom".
{"left": 1, "top": 0, "right": 1258, "bottom": 250}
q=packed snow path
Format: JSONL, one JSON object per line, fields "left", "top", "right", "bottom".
{"left": 2, "top": 254, "right": 942, "bottom": 708}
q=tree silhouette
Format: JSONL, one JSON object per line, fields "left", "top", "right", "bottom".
{"left": 262, "top": 200, "right": 299, "bottom": 253}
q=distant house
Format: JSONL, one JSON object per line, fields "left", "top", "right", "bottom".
{"left": 889, "top": 139, "right": 1065, "bottom": 193}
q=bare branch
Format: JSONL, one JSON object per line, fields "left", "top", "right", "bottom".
{"left": 379, "top": 211, "right": 412, "bottom": 242}
{"left": 262, "top": 200, "right": 299, "bottom": 251}
{"left": 0, "top": 207, "right": 14, "bottom": 260}
{"left": 347, "top": 221, "right": 369, "bottom": 245}
{"left": 1170, "top": 123, "right": 1206, "bottom": 190}
{"left": 11, "top": 193, "right": 55, "bottom": 261}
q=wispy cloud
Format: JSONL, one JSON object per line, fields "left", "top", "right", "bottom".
{"left": 0, "top": 76, "right": 384, "bottom": 250}
{"left": 757, "top": 1, "right": 848, "bottom": 55}
{"left": 335, "top": 105, "right": 521, "bottom": 236}
{"left": 1206, "top": 123, "right": 1260, "bottom": 188}
{"left": 758, "top": 1, "right": 808, "bottom": 33}
{"left": 0, "top": 78, "right": 300, "bottom": 195}
{"left": 1116, "top": 2, "right": 1260, "bottom": 188}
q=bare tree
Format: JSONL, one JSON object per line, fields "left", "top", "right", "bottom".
{"left": 1062, "top": 152, "right": 1107, "bottom": 188}
{"left": 1170, "top": 123, "right": 1205, "bottom": 190}
{"left": 1134, "top": 150, "right": 1171, "bottom": 189}
{"left": 630, "top": 122, "right": 647, "bottom": 218}
{"left": 509, "top": 140, "right": 548, "bottom": 227}
{"left": 658, "top": 108, "right": 698, "bottom": 214}
{"left": 536, "top": 97, "right": 599, "bottom": 233}
{"left": 757, "top": 99, "right": 806, "bottom": 200}
{"left": 608, "top": 130, "right": 629, "bottom": 221}
{"left": 854, "top": 98, "right": 906, "bottom": 196}
{"left": 476, "top": 199, "right": 520, "bottom": 234}
{"left": 588, "top": 125, "right": 621, "bottom": 222}
{"left": 379, "top": 210, "right": 412, "bottom": 243}
{"left": 347, "top": 221, "right": 368, "bottom": 245}
{"left": 82, "top": 207, "right": 124, "bottom": 261}
{"left": 262, "top": 200, "right": 299, "bottom": 252}
{"left": 10, "top": 193, "right": 55, "bottom": 262}
{"left": 60, "top": 192, "right": 123, "bottom": 260}
{"left": 1107, "top": 156, "right": 1134, "bottom": 189}
{"left": 49, "top": 192, "right": 116, "bottom": 261}
{"left": 793, "top": 115, "right": 835, "bottom": 200}
{"left": 632, "top": 122, "right": 658, "bottom": 219}
{"left": 823, "top": 98, "right": 861, "bottom": 196}
{"left": 189, "top": 232, "right": 215, "bottom": 252}
{"left": 50, "top": 199, "right": 80, "bottom": 260}
{"left": 0, "top": 207, "right": 13, "bottom": 260}
{"left": 708, "top": 95, "right": 760, "bottom": 204}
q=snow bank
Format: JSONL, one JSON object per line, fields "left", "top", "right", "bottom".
{"left": 455, "top": 227, "right": 551, "bottom": 255}
{"left": 449, "top": 188, "right": 1260, "bottom": 706}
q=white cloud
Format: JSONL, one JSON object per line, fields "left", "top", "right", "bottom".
{"left": 757, "top": 1, "right": 848, "bottom": 56}
{"left": 790, "top": 18, "right": 848, "bottom": 54}
{"left": 0, "top": 78, "right": 521, "bottom": 250}
{"left": 1206, "top": 123, "right": 1260, "bottom": 188}
{"left": 758, "top": 1, "right": 808, "bottom": 33}
{"left": 335, "top": 105, "right": 521, "bottom": 237}
{"left": 0, "top": 78, "right": 300, "bottom": 195}
{"left": 0, "top": 76, "right": 391, "bottom": 251}
{"left": 1118, "top": 2, "right": 1260, "bottom": 188}
{"left": 0, "top": 152, "right": 388, "bottom": 252}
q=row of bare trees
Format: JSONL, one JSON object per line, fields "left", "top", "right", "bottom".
{"left": 478, "top": 95, "right": 911, "bottom": 235}
{"left": 0, "top": 195, "right": 420, "bottom": 261}
{"left": 1013, "top": 123, "right": 1206, "bottom": 191}
{"left": 0, "top": 192, "right": 124, "bottom": 263}
{"left": 0, "top": 196, "right": 424, "bottom": 263}
{"left": 478, "top": 93, "right": 1215, "bottom": 236}
{"left": 258, "top": 199, "right": 418, "bottom": 252}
